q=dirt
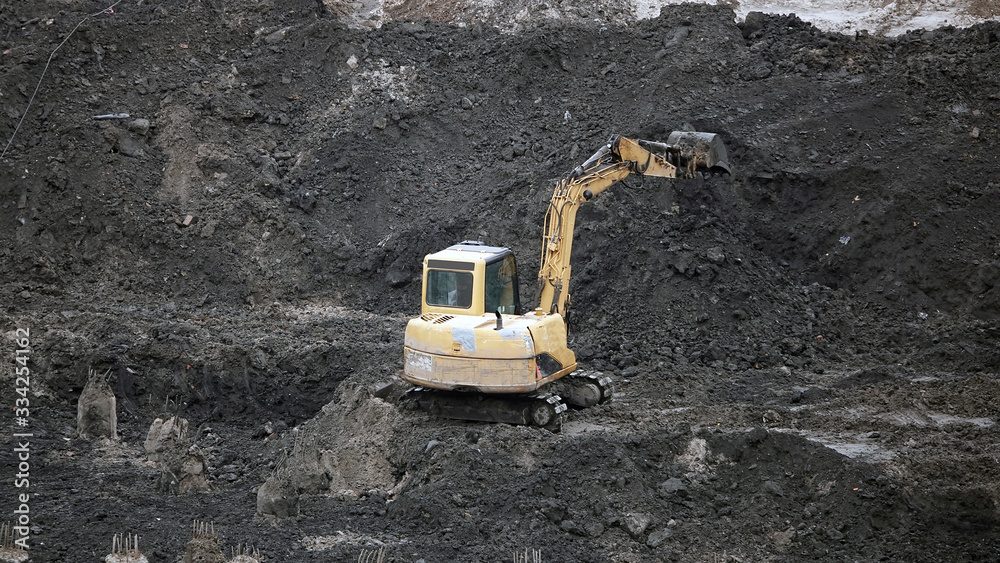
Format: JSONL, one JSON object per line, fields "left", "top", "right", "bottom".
{"left": 0, "top": 0, "right": 998, "bottom": 561}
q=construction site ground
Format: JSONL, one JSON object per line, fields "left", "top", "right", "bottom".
{"left": 1, "top": 0, "right": 999, "bottom": 561}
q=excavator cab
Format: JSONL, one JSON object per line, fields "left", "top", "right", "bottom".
{"left": 404, "top": 241, "right": 576, "bottom": 396}
{"left": 421, "top": 241, "right": 521, "bottom": 316}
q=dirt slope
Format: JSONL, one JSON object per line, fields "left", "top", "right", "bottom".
{"left": 0, "top": 1, "right": 998, "bottom": 561}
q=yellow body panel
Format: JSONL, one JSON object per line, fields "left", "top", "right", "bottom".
{"left": 402, "top": 311, "right": 577, "bottom": 393}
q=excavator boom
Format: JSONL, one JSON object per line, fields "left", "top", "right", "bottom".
{"left": 537, "top": 133, "right": 730, "bottom": 317}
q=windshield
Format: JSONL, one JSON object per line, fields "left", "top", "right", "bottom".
{"left": 426, "top": 270, "right": 474, "bottom": 308}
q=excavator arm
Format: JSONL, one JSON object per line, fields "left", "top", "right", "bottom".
{"left": 537, "top": 133, "right": 730, "bottom": 317}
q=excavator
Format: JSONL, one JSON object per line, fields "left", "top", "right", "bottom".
{"left": 401, "top": 132, "right": 731, "bottom": 429}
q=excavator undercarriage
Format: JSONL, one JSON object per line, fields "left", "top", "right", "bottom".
{"left": 403, "top": 371, "right": 613, "bottom": 431}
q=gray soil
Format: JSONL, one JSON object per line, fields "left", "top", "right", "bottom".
{"left": 1, "top": 1, "right": 998, "bottom": 561}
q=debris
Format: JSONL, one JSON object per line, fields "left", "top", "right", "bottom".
{"left": 839, "top": 236, "right": 851, "bottom": 245}
{"left": 183, "top": 521, "right": 225, "bottom": 563}
{"left": 144, "top": 416, "right": 190, "bottom": 462}
{"left": 257, "top": 475, "right": 300, "bottom": 518}
{"left": 359, "top": 546, "right": 386, "bottom": 563}
{"left": 0, "top": 521, "right": 29, "bottom": 562}
{"left": 621, "top": 512, "right": 651, "bottom": 538}
{"left": 229, "top": 544, "right": 262, "bottom": 563}
{"left": 77, "top": 369, "right": 117, "bottom": 439}
{"left": 92, "top": 113, "right": 130, "bottom": 120}
{"left": 106, "top": 533, "right": 147, "bottom": 563}
{"left": 706, "top": 246, "right": 726, "bottom": 265}
{"left": 264, "top": 27, "right": 292, "bottom": 45}
{"left": 512, "top": 548, "right": 541, "bottom": 563}
{"left": 658, "top": 477, "right": 688, "bottom": 497}
{"left": 373, "top": 380, "right": 398, "bottom": 399}
{"left": 646, "top": 528, "right": 672, "bottom": 548}
{"left": 128, "top": 118, "right": 151, "bottom": 135}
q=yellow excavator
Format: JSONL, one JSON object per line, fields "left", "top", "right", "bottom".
{"left": 401, "top": 133, "right": 731, "bottom": 429}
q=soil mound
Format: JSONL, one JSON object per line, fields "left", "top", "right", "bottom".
{"left": 0, "top": 0, "right": 998, "bottom": 560}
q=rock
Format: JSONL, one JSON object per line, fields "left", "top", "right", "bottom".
{"left": 199, "top": 221, "right": 217, "bottom": 238}
{"left": 373, "top": 380, "right": 397, "bottom": 399}
{"left": 337, "top": 489, "right": 361, "bottom": 501}
{"left": 385, "top": 265, "right": 410, "bottom": 287}
{"left": 746, "top": 427, "right": 768, "bottom": 444}
{"left": 647, "top": 528, "right": 673, "bottom": 548}
{"left": 741, "top": 11, "right": 765, "bottom": 38}
{"left": 669, "top": 251, "right": 693, "bottom": 274}
{"left": 702, "top": 341, "right": 726, "bottom": 363}
{"left": 585, "top": 522, "right": 605, "bottom": 538}
{"left": 257, "top": 477, "right": 299, "bottom": 518}
{"left": 658, "top": 477, "right": 687, "bottom": 497}
{"left": 264, "top": 27, "right": 292, "bottom": 45}
{"left": 772, "top": 527, "right": 796, "bottom": 546}
{"left": 540, "top": 505, "right": 565, "bottom": 523}
{"left": 117, "top": 135, "right": 144, "bottom": 157}
{"left": 77, "top": 371, "right": 117, "bottom": 439}
{"left": 251, "top": 422, "right": 272, "bottom": 439}
{"left": 792, "top": 387, "right": 831, "bottom": 404}
{"left": 332, "top": 241, "right": 358, "bottom": 260}
{"left": 621, "top": 512, "right": 652, "bottom": 538}
{"left": 424, "top": 439, "right": 442, "bottom": 453}
{"left": 663, "top": 27, "right": 690, "bottom": 48}
{"left": 763, "top": 480, "right": 785, "bottom": 497}
{"left": 559, "top": 520, "right": 586, "bottom": 536}
{"left": 741, "top": 62, "right": 773, "bottom": 80}
{"left": 128, "top": 118, "right": 151, "bottom": 135}
{"left": 706, "top": 246, "right": 725, "bottom": 264}
{"left": 621, "top": 365, "right": 640, "bottom": 378}
{"left": 291, "top": 190, "right": 317, "bottom": 212}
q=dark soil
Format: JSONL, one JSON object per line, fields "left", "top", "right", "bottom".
{"left": 1, "top": 1, "right": 998, "bottom": 561}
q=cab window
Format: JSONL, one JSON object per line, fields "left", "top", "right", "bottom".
{"left": 485, "top": 254, "right": 519, "bottom": 314}
{"left": 426, "top": 270, "right": 474, "bottom": 308}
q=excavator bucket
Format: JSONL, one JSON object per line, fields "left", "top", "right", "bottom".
{"left": 664, "top": 131, "right": 732, "bottom": 175}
